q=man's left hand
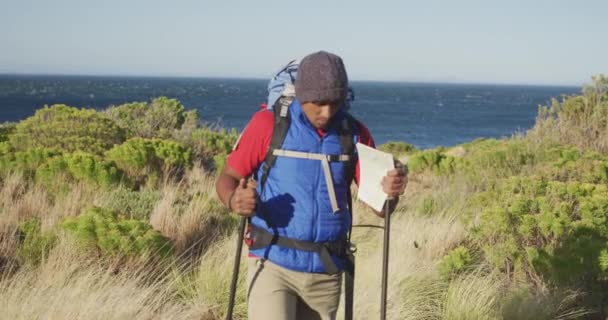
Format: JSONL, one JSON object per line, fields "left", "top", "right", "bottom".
{"left": 381, "top": 161, "right": 408, "bottom": 198}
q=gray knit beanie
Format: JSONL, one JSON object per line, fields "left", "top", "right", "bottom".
{"left": 295, "top": 51, "right": 348, "bottom": 104}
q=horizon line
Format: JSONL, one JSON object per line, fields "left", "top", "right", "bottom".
{"left": 0, "top": 71, "right": 583, "bottom": 89}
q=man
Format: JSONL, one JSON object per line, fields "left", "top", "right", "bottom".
{"left": 215, "top": 51, "right": 407, "bottom": 320}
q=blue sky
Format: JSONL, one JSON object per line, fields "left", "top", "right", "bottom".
{"left": 1, "top": 0, "right": 606, "bottom": 86}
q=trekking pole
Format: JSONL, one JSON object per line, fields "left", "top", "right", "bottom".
{"left": 226, "top": 216, "right": 246, "bottom": 320}
{"left": 380, "top": 198, "right": 391, "bottom": 320}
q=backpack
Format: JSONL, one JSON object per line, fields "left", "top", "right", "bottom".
{"left": 266, "top": 59, "right": 355, "bottom": 112}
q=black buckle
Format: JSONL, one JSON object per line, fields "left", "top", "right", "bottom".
{"left": 348, "top": 242, "right": 357, "bottom": 254}
{"left": 324, "top": 239, "right": 352, "bottom": 257}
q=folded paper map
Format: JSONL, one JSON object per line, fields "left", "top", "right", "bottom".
{"left": 356, "top": 143, "right": 394, "bottom": 212}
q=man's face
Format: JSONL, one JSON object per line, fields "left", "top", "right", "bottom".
{"left": 301, "top": 101, "right": 341, "bottom": 129}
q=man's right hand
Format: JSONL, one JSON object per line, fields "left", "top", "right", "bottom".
{"left": 229, "top": 178, "right": 258, "bottom": 217}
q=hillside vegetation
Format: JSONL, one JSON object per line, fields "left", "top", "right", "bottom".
{"left": 0, "top": 76, "right": 606, "bottom": 319}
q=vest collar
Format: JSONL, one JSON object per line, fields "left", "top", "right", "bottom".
{"left": 291, "top": 99, "right": 347, "bottom": 134}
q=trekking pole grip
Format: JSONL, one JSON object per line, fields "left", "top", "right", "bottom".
{"left": 226, "top": 217, "right": 247, "bottom": 320}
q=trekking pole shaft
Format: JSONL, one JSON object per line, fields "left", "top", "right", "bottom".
{"left": 226, "top": 217, "right": 246, "bottom": 320}
{"left": 380, "top": 199, "right": 391, "bottom": 320}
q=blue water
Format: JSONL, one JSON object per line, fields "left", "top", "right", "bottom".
{"left": 0, "top": 75, "right": 579, "bottom": 149}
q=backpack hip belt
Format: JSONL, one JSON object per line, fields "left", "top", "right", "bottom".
{"left": 248, "top": 224, "right": 352, "bottom": 275}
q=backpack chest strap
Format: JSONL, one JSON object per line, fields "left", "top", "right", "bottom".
{"left": 272, "top": 149, "right": 351, "bottom": 213}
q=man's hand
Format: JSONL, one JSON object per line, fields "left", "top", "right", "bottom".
{"left": 381, "top": 161, "right": 408, "bottom": 199}
{"left": 229, "top": 178, "right": 258, "bottom": 217}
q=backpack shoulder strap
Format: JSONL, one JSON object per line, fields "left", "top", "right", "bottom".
{"left": 259, "top": 95, "right": 293, "bottom": 191}
{"left": 339, "top": 113, "right": 358, "bottom": 187}
{"left": 337, "top": 112, "right": 358, "bottom": 237}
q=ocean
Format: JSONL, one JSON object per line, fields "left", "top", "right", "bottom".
{"left": 0, "top": 75, "right": 580, "bottom": 149}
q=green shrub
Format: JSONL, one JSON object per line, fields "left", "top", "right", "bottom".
{"left": 408, "top": 148, "right": 459, "bottom": 175}
{"left": 103, "top": 97, "right": 195, "bottom": 139}
{"left": 459, "top": 139, "right": 538, "bottom": 185}
{"left": 34, "top": 156, "right": 70, "bottom": 193}
{"left": 0, "top": 148, "right": 61, "bottom": 179}
{"left": 0, "top": 122, "right": 16, "bottom": 142}
{"left": 0, "top": 141, "right": 10, "bottom": 156}
{"left": 0, "top": 149, "right": 112, "bottom": 195}
{"left": 35, "top": 152, "right": 125, "bottom": 190}
{"left": 16, "top": 219, "right": 57, "bottom": 267}
{"left": 65, "top": 152, "right": 125, "bottom": 186}
{"left": 187, "top": 128, "right": 238, "bottom": 170}
{"left": 102, "top": 186, "right": 161, "bottom": 220}
{"left": 103, "top": 97, "right": 238, "bottom": 172}
{"left": 529, "top": 75, "right": 608, "bottom": 154}
{"left": 378, "top": 141, "right": 417, "bottom": 157}
{"left": 105, "top": 138, "right": 192, "bottom": 186}
{"left": 62, "top": 207, "right": 173, "bottom": 259}
{"left": 471, "top": 176, "right": 608, "bottom": 288}
{"left": 419, "top": 197, "right": 437, "bottom": 216}
{"left": 438, "top": 246, "right": 474, "bottom": 280}
{"left": 9, "top": 104, "right": 125, "bottom": 155}
{"left": 0, "top": 121, "right": 16, "bottom": 156}
{"left": 542, "top": 147, "right": 608, "bottom": 184}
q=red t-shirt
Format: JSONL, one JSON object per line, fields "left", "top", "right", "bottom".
{"left": 227, "top": 110, "right": 375, "bottom": 185}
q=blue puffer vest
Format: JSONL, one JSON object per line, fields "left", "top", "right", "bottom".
{"left": 249, "top": 99, "right": 359, "bottom": 273}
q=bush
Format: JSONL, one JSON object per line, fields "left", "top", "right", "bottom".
{"left": 459, "top": 138, "right": 538, "bottom": 184}
{"left": 16, "top": 219, "right": 57, "bottom": 267}
{"left": 35, "top": 152, "right": 125, "bottom": 190}
{"left": 419, "top": 197, "right": 437, "bottom": 216}
{"left": 101, "top": 186, "right": 161, "bottom": 220}
{"left": 541, "top": 147, "right": 608, "bottom": 184}
{"left": 408, "top": 148, "right": 459, "bottom": 175}
{"left": 103, "top": 97, "right": 196, "bottom": 139}
{"left": 378, "top": 141, "right": 417, "bottom": 157}
{"left": 1, "top": 149, "right": 125, "bottom": 192}
{"left": 471, "top": 176, "right": 608, "bottom": 289}
{"left": 105, "top": 138, "right": 192, "bottom": 186}
{"left": 101, "top": 97, "right": 238, "bottom": 170}
{"left": 529, "top": 75, "right": 608, "bottom": 154}
{"left": 438, "top": 246, "right": 474, "bottom": 280}
{"left": 65, "top": 152, "right": 125, "bottom": 186}
{"left": 0, "top": 148, "right": 61, "bottom": 179}
{"left": 187, "top": 128, "right": 238, "bottom": 170}
{"left": 62, "top": 207, "right": 173, "bottom": 259}
{"left": 0, "top": 122, "right": 16, "bottom": 142}
{"left": 9, "top": 104, "right": 126, "bottom": 155}
{"left": 33, "top": 156, "right": 71, "bottom": 193}
{"left": 0, "top": 122, "right": 14, "bottom": 155}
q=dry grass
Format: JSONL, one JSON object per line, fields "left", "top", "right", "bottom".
{"left": 348, "top": 211, "right": 467, "bottom": 319}
{"left": 150, "top": 165, "right": 235, "bottom": 256}
{"left": 441, "top": 270, "right": 502, "bottom": 320}
{"left": 342, "top": 173, "right": 468, "bottom": 319}
{"left": 180, "top": 232, "right": 248, "bottom": 320}
{"left": 0, "top": 159, "right": 590, "bottom": 319}
{"left": 0, "top": 239, "right": 211, "bottom": 320}
{"left": 500, "top": 284, "right": 591, "bottom": 320}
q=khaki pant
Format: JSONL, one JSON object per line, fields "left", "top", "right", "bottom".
{"left": 247, "top": 258, "right": 342, "bottom": 320}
